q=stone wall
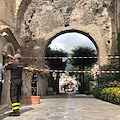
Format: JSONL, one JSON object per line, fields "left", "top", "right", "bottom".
{"left": 19, "top": 0, "right": 120, "bottom": 67}
{"left": 0, "top": 0, "right": 16, "bottom": 32}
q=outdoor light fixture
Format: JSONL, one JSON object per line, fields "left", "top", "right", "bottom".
{"left": 0, "top": 32, "right": 8, "bottom": 37}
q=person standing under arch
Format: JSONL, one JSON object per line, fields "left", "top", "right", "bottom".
{"left": 3, "top": 53, "right": 23, "bottom": 116}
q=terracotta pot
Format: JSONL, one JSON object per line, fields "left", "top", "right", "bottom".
{"left": 22, "top": 96, "right": 40, "bottom": 104}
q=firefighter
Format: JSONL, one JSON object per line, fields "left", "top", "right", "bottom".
{"left": 3, "top": 53, "right": 23, "bottom": 116}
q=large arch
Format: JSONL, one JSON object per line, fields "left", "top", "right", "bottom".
{"left": 16, "top": 0, "right": 120, "bottom": 96}
{"left": 44, "top": 26, "right": 108, "bottom": 68}
{"left": 45, "top": 29, "right": 99, "bottom": 60}
{"left": 14, "top": 0, "right": 120, "bottom": 57}
{"left": 20, "top": 1, "right": 112, "bottom": 64}
{"left": 46, "top": 29, "right": 98, "bottom": 50}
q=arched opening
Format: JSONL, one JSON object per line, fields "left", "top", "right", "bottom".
{"left": 49, "top": 32, "right": 97, "bottom": 53}
{"left": 0, "top": 28, "right": 20, "bottom": 105}
{"left": 45, "top": 30, "right": 98, "bottom": 94}
{"left": 46, "top": 29, "right": 99, "bottom": 53}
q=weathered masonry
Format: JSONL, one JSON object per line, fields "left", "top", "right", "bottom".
{"left": 0, "top": 0, "right": 120, "bottom": 104}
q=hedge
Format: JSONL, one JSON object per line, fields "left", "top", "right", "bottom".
{"left": 93, "top": 87, "right": 120, "bottom": 105}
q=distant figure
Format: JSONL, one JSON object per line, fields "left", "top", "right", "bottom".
{"left": 75, "top": 84, "right": 79, "bottom": 92}
{"left": 0, "top": 63, "right": 4, "bottom": 104}
{"left": 64, "top": 84, "right": 68, "bottom": 93}
{"left": 61, "top": 85, "right": 64, "bottom": 92}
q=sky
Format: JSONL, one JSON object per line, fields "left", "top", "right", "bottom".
{"left": 49, "top": 33, "right": 96, "bottom": 53}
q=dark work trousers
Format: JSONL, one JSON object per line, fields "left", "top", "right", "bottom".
{"left": 10, "top": 78, "right": 22, "bottom": 111}
{"left": 0, "top": 82, "right": 2, "bottom": 104}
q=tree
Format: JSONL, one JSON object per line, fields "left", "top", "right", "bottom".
{"left": 70, "top": 46, "right": 97, "bottom": 92}
{"left": 68, "top": 65, "right": 79, "bottom": 78}
{"left": 45, "top": 47, "right": 68, "bottom": 93}
{"left": 45, "top": 47, "right": 68, "bottom": 70}
{"left": 70, "top": 46, "right": 97, "bottom": 68}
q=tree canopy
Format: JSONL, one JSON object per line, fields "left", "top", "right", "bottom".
{"left": 70, "top": 46, "right": 97, "bottom": 69}
{"left": 45, "top": 47, "right": 68, "bottom": 70}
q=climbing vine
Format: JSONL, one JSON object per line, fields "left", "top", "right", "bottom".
{"left": 31, "top": 72, "right": 38, "bottom": 96}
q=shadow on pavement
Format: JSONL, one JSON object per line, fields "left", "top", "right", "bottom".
{"left": 20, "top": 107, "right": 34, "bottom": 114}
{"left": 0, "top": 107, "right": 33, "bottom": 120}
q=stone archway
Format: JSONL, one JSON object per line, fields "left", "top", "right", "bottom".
{"left": 16, "top": 0, "right": 120, "bottom": 96}
{"left": 45, "top": 28, "right": 107, "bottom": 68}
{"left": 15, "top": 0, "right": 120, "bottom": 58}
{"left": 18, "top": 0, "right": 119, "bottom": 65}
{"left": 2, "top": 42, "right": 15, "bottom": 54}
{"left": 1, "top": 43, "right": 15, "bottom": 105}
{"left": 0, "top": 28, "right": 20, "bottom": 105}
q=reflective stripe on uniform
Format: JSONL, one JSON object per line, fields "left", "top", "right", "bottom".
{"left": 12, "top": 102, "right": 20, "bottom": 110}
{"left": 12, "top": 106, "right": 19, "bottom": 110}
{"left": 12, "top": 103, "right": 20, "bottom": 106}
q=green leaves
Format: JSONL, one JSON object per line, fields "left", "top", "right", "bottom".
{"left": 92, "top": 7, "right": 103, "bottom": 15}
{"left": 101, "top": 87, "right": 120, "bottom": 105}
{"left": 45, "top": 47, "right": 68, "bottom": 70}
{"left": 70, "top": 46, "right": 97, "bottom": 68}
{"left": 93, "top": 84, "right": 120, "bottom": 105}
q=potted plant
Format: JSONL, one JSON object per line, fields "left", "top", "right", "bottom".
{"left": 22, "top": 71, "right": 40, "bottom": 104}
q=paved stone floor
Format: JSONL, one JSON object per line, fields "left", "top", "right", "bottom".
{"left": 1, "top": 92, "right": 120, "bottom": 120}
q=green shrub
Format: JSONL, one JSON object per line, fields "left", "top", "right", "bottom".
{"left": 92, "top": 84, "right": 107, "bottom": 98}
{"left": 93, "top": 87, "right": 120, "bottom": 105}
{"left": 84, "top": 91, "right": 93, "bottom": 95}
{"left": 101, "top": 87, "right": 120, "bottom": 105}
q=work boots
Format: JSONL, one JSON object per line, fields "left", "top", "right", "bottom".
{"left": 9, "top": 110, "right": 20, "bottom": 116}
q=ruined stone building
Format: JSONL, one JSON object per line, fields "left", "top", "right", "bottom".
{"left": 0, "top": 0, "right": 120, "bottom": 104}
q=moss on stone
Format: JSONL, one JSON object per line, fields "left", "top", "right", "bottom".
{"left": 66, "top": 6, "right": 73, "bottom": 13}
{"left": 92, "top": 7, "right": 103, "bottom": 15}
